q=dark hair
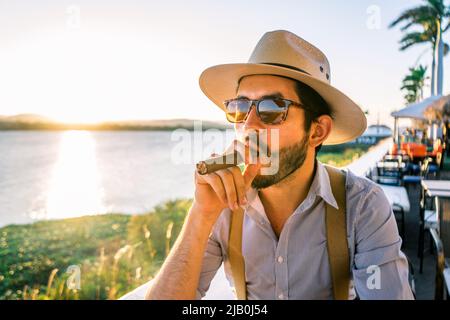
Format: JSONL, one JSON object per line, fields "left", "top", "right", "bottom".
{"left": 292, "top": 80, "right": 332, "bottom": 155}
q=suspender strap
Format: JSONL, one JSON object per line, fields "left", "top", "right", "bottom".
{"left": 324, "top": 165, "right": 350, "bottom": 300}
{"left": 228, "top": 165, "right": 349, "bottom": 300}
{"left": 228, "top": 207, "right": 247, "bottom": 300}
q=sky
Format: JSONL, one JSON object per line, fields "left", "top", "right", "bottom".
{"left": 0, "top": 0, "right": 449, "bottom": 128}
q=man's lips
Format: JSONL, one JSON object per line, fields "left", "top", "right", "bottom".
{"left": 239, "top": 143, "right": 254, "bottom": 165}
{"left": 244, "top": 142, "right": 260, "bottom": 155}
{"left": 244, "top": 140, "right": 271, "bottom": 154}
{"left": 242, "top": 143, "right": 272, "bottom": 166}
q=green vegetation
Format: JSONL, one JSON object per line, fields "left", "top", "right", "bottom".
{"left": 389, "top": 0, "right": 449, "bottom": 97}
{"left": 318, "top": 143, "right": 371, "bottom": 167}
{"left": 0, "top": 199, "right": 192, "bottom": 300}
{"left": 401, "top": 65, "right": 428, "bottom": 104}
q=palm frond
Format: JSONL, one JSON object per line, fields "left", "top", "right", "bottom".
{"left": 390, "top": 6, "right": 435, "bottom": 28}
{"left": 400, "top": 64, "right": 428, "bottom": 104}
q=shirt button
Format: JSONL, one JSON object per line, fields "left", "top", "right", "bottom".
{"left": 278, "top": 293, "right": 285, "bottom": 299}
{"left": 277, "top": 256, "right": 284, "bottom": 264}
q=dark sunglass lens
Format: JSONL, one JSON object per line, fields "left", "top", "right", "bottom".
{"left": 258, "top": 99, "right": 287, "bottom": 124}
{"left": 226, "top": 100, "right": 250, "bottom": 123}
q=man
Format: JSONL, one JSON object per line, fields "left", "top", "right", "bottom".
{"left": 146, "top": 30, "right": 414, "bottom": 300}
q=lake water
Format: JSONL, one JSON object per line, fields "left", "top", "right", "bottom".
{"left": 0, "top": 130, "right": 235, "bottom": 227}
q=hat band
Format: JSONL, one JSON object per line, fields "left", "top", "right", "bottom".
{"left": 261, "top": 62, "right": 311, "bottom": 76}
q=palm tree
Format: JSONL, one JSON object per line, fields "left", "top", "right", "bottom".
{"left": 390, "top": 0, "right": 450, "bottom": 96}
{"left": 401, "top": 65, "right": 428, "bottom": 104}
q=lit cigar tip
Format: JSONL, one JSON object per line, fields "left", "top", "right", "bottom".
{"left": 196, "top": 162, "right": 208, "bottom": 175}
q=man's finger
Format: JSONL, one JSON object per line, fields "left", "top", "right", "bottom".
{"left": 216, "top": 169, "right": 239, "bottom": 210}
{"left": 243, "top": 163, "right": 261, "bottom": 190}
{"left": 202, "top": 173, "right": 228, "bottom": 206}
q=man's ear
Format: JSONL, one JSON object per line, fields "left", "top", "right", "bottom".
{"left": 309, "top": 115, "right": 332, "bottom": 148}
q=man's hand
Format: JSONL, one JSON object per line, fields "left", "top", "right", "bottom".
{"left": 193, "top": 158, "right": 261, "bottom": 223}
{"left": 146, "top": 149, "right": 261, "bottom": 300}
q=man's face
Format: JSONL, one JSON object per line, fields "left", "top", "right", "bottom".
{"left": 234, "top": 74, "right": 313, "bottom": 189}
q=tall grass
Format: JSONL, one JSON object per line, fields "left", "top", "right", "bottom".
{"left": 0, "top": 199, "right": 192, "bottom": 300}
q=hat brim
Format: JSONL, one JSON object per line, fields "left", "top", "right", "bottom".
{"left": 199, "top": 63, "right": 367, "bottom": 145}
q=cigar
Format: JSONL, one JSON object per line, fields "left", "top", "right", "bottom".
{"left": 196, "top": 135, "right": 273, "bottom": 175}
{"left": 196, "top": 150, "right": 244, "bottom": 175}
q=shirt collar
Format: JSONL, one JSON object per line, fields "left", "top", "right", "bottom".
{"left": 245, "top": 160, "right": 339, "bottom": 215}
{"left": 310, "top": 161, "right": 339, "bottom": 210}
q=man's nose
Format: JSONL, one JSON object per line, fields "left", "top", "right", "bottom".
{"left": 243, "top": 105, "right": 265, "bottom": 131}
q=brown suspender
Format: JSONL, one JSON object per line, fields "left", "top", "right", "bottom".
{"left": 324, "top": 165, "right": 350, "bottom": 300}
{"left": 228, "top": 165, "right": 350, "bottom": 300}
{"left": 228, "top": 206, "right": 247, "bottom": 300}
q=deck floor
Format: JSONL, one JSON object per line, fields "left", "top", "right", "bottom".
{"left": 400, "top": 162, "right": 450, "bottom": 300}
{"left": 400, "top": 183, "right": 434, "bottom": 299}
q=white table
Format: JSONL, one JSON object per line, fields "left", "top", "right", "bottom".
{"left": 421, "top": 180, "right": 450, "bottom": 227}
{"left": 422, "top": 180, "right": 450, "bottom": 195}
{"left": 379, "top": 185, "right": 410, "bottom": 213}
{"left": 120, "top": 264, "right": 235, "bottom": 300}
{"left": 419, "top": 180, "right": 450, "bottom": 283}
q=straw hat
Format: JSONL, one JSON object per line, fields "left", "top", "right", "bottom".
{"left": 199, "top": 30, "right": 367, "bottom": 145}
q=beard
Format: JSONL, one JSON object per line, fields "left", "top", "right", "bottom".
{"left": 251, "top": 135, "right": 309, "bottom": 190}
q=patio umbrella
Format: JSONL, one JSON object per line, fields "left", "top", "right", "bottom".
{"left": 391, "top": 95, "right": 443, "bottom": 145}
{"left": 391, "top": 95, "right": 443, "bottom": 121}
{"left": 425, "top": 95, "right": 450, "bottom": 122}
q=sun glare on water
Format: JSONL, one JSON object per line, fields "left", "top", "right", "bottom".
{"left": 45, "top": 130, "right": 105, "bottom": 219}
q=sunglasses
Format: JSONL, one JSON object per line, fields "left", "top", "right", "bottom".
{"left": 223, "top": 98, "right": 316, "bottom": 125}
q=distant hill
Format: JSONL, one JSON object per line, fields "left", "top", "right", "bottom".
{"left": 0, "top": 114, "right": 54, "bottom": 123}
{"left": 0, "top": 115, "right": 232, "bottom": 131}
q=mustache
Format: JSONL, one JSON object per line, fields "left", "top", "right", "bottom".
{"left": 242, "top": 135, "right": 273, "bottom": 157}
